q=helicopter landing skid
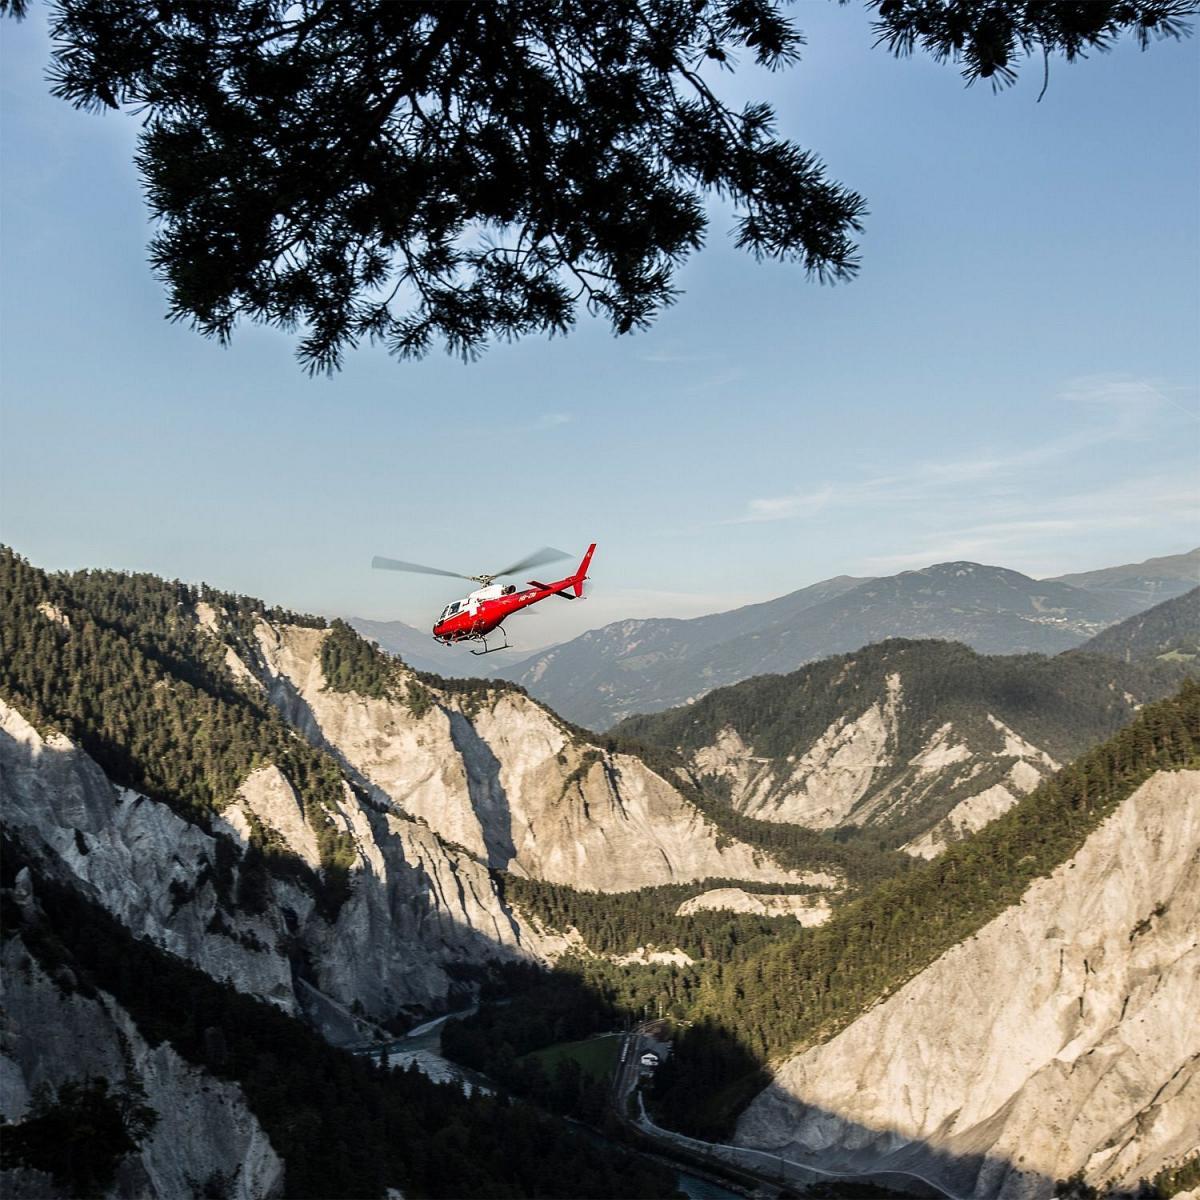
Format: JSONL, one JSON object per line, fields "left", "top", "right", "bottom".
{"left": 469, "top": 630, "right": 510, "bottom": 656}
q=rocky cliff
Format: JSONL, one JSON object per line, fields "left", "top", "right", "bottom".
{"left": 0, "top": 696, "right": 536, "bottom": 1025}
{"left": 735, "top": 768, "right": 1200, "bottom": 1200}
{"left": 1, "top": 560, "right": 805, "bottom": 1030}
{"left": 0, "top": 929, "right": 284, "bottom": 1199}
{"left": 251, "top": 619, "right": 806, "bottom": 891}
{"left": 616, "top": 639, "right": 1178, "bottom": 855}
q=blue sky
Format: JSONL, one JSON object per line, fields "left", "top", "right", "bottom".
{"left": 2, "top": 3, "right": 1197, "bottom": 650}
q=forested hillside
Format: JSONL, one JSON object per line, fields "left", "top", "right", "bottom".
{"left": 648, "top": 681, "right": 1200, "bottom": 1138}
{"left": 614, "top": 639, "right": 1182, "bottom": 851}
{"left": 502, "top": 874, "right": 824, "bottom": 961}
{"left": 0, "top": 547, "right": 360, "bottom": 901}
{"left": 617, "top": 638, "right": 1170, "bottom": 764}
{"left": 499, "top": 561, "right": 1135, "bottom": 729}
{"left": 346, "top": 614, "right": 490, "bottom": 676}
{"left": 1073, "top": 587, "right": 1199, "bottom": 666}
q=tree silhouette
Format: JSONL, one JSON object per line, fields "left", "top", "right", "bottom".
{"left": 3, "top": 1, "right": 1193, "bottom": 370}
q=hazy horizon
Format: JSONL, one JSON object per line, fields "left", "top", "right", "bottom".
{"left": 3, "top": 3, "right": 1197, "bottom": 649}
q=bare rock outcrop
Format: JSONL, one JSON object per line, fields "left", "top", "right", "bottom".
{"left": 735, "top": 769, "right": 1200, "bottom": 1200}
{"left": 0, "top": 698, "right": 544, "bottom": 1023}
{"left": 0, "top": 700, "right": 300, "bottom": 1011}
{"left": 617, "top": 641, "right": 1155, "bottom": 854}
{"left": 676, "top": 888, "right": 832, "bottom": 926}
{"left": 222, "top": 765, "right": 322, "bottom": 868}
{"left": 252, "top": 621, "right": 808, "bottom": 891}
{"left": 690, "top": 683, "right": 1059, "bottom": 852}
{"left": 902, "top": 775, "right": 1024, "bottom": 860}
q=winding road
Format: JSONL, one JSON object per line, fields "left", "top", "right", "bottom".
{"left": 612, "top": 1023, "right": 962, "bottom": 1200}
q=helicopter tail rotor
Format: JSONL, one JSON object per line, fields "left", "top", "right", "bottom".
{"left": 571, "top": 543, "right": 597, "bottom": 598}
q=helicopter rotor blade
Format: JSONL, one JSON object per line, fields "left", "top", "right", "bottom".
{"left": 371, "top": 556, "right": 473, "bottom": 582}
{"left": 492, "top": 546, "right": 571, "bottom": 579}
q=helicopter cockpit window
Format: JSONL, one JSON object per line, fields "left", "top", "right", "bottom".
{"left": 447, "top": 602, "right": 461, "bottom": 615}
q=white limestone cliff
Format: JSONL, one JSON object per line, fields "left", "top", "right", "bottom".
{"left": 688, "top": 668, "right": 1060, "bottom": 851}
{"left": 0, "top": 700, "right": 300, "bottom": 1011}
{"left": 0, "top": 698, "right": 542, "bottom": 1024}
{"left": 735, "top": 769, "right": 1200, "bottom": 1200}
{"left": 222, "top": 765, "right": 322, "bottom": 867}
{"left": 251, "top": 621, "right": 811, "bottom": 891}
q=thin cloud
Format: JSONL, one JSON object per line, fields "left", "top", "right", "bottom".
{"left": 862, "top": 474, "right": 1200, "bottom": 573}
{"left": 1061, "top": 374, "right": 1182, "bottom": 424}
{"left": 637, "top": 349, "right": 725, "bottom": 366}
{"left": 727, "top": 486, "right": 834, "bottom": 525}
{"left": 726, "top": 374, "right": 1191, "bottom": 524}
{"left": 681, "top": 367, "right": 745, "bottom": 395}
{"left": 531, "top": 412, "right": 572, "bottom": 430}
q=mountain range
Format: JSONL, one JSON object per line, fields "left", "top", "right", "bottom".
{"left": 347, "top": 572, "right": 873, "bottom": 679}
{"left": 485, "top": 551, "right": 1197, "bottom": 729}
{"left": 348, "top": 550, "right": 1198, "bottom": 732}
{"left": 1070, "top": 585, "right": 1199, "bottom": 666}
{"left": 1047, "top": 546, "right": 1200, "bottom": 609}
{"left": 3, "top": 546, "right": 1197, "bottom": 1200}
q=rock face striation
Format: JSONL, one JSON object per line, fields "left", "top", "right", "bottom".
{"left": 252, "top": 620, "right": 804, "bottom": 891}
{"left": 735, "top": 768, "right": 1200, "bottom": 1200}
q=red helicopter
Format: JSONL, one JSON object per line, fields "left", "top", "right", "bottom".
{"left": 372, "top": 544, "right": 596, "bottom": 655}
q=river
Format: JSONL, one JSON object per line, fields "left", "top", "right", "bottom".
{"left": 674, "top": 1172, "right": 745, "bottom": 1198}
{"left": 352, "top": 1004, "right": 494, "bottom": 1095}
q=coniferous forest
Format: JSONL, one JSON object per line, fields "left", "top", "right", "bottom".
{"left": 0, "top": 547, "right": 359, "bottom": 907}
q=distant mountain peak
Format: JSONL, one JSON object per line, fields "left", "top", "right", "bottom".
{"left": 916, "top": 560, "right": 1034, "bottom": 581}
{"left": 921, "top": 560, "right": 987, "bottom": 572}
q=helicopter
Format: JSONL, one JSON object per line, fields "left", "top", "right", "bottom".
{"left": 371, "top": 543, "right": 596, "bottom": 655}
